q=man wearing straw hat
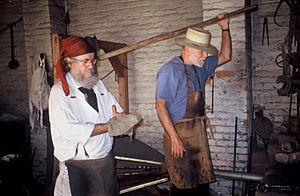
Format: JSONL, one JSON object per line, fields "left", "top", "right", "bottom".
{"left": 49, "top": 35, "right": 124, "bottom": 196}
{"left": 155, "top": 12, "right": 231, "bottom": 195}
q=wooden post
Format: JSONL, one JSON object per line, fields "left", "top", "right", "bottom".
{"left": 98, "top": 40, "right": 129, "bottom": 113}
{"left": 118, "top": 53, "right": 129, "bottom": 113}
{"left": 51, "top": 33, "right": 60, "bottom": 82}
{"left": 49, "top": 33, "right": 61, "bottom": 182}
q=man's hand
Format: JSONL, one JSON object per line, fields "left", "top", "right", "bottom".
{"left": 170, "top": 133, "right": 186, "bottom": 158}
{"left": 112, "top": 105, "right": 124, "bottom": 117}
{"left": 217, "top": 12, "right": 229, "bottom": 30}
{"left": 155, "top": 98, "right": 186, "bottom": 159}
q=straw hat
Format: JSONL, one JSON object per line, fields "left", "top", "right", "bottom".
{"left": 175, "top": 27, "right": 218, "bottom": 55}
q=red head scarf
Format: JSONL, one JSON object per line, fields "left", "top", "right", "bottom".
{"left": 55, "top": 35, "right": 95, "bottom": 96}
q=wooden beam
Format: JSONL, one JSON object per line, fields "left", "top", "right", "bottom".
{"left": 99, "top": 4, "right": 258, "bottom": 60}
{"left": 98, "top": 39, "right": 129, "bottom": 113}
{"left": 98, "top": 40, "right": 127, "bottom": 77}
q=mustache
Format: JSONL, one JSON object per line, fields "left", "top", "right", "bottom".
{"left": 71, "top": 68, "right": 98, "bottom": 89}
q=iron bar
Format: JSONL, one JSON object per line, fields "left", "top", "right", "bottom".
{"left": 215, "top": 170, "right": 263, "bottom": 182}
{"left": 119, "top": 177, "right": 169, "bottom": 194}
{"left": 115, "top": 156, "right": 163, "bottom": 165}
{"left": 232, "top": 116, "right": 238, "bottom": 196}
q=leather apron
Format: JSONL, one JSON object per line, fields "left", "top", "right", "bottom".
{"left": 65, "top": 152, "right": 119, "bottom": 196}
{"left": 163, "top": 65, "right": 216, "bottom": 189}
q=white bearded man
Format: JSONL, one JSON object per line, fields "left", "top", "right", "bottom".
{"left": 49, "top": 35, "right": 123, "bottom": 196}
{"left": 155, "top": 13, "right": 232, "bottom": 195}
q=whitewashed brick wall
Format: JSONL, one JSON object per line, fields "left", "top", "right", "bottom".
{"left": 0, "top": 0, "right": 27, "bottom": 118}
{"left": 11, "top": 0, "right": 66, "bottom": 184}
{"left": 22, "top": 0, "right": 53, "bottom": 183}
{"left": 203, "top": 0, "right": 248, "bottom": 195}
{"left": 252, "top": 0, "right": 292, "bottom": 129}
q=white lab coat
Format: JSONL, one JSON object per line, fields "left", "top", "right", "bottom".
{"left": 49, "top": 73, "right": 123, "bottom": 196}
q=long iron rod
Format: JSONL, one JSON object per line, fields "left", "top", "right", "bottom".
{"left": 118, "top": 169, "right": 262, "bottom": 194}
{"left": 115, "top": 155, "right": 263, "bottom": 182}
{"left": 232, "top": 116, "right": 238, "bottom": 196}
{"left": 116, "top": 155, "right": 263, "bottom": 194}
{"left": 100, "top": 4, "right": 258, "bottom": 61}
{"left": 119, "top": 177, "right": 169, "bottom": 194}
{"left": 215, "top": 170, "right": 263, "bottom": 182}
{"left": 115, "top": 156, "right": 163, "bottom": 165}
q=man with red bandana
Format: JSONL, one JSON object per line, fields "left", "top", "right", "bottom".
{"left": 49, "top": 35, "right": 123, "bottom": 196}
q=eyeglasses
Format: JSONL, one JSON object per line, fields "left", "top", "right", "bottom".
{"left": 71, "top": 57, "right": 98, "bottom": 66}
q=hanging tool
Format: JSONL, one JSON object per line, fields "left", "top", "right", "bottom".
{"left": 0, "top": 17, "right": 22, "bottom": 34}
{"left": 8, "top": 24, "right": 19, "bottom": 69}
{"left": 262, "top": 17, "right": 269, "bottom": 46}
{"left": 8, "top": 19, "right": 23, "bottom": 69}
{"left": 274, "top": 0, "right": 291, "bottom": 27}
{"left": 276, "top": 44, "right": 292, "bottom": 96}
{"left": 274, "top": 0, "right": 299, "bottom": 132}
{"left": 0, "top": 18, "right": 23, "bottom": 69}
{"left": 64, "top": 10, "right": 70, "bottom": 36}
{"left": 64, "top": 0, "right": 70, "bottom": 36}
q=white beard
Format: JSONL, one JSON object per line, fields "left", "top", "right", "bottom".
{"left": 71, "top": 68, "right": 98, "bottom": 89}
{"left": 188, "top": 53, "right": 204, "bottom": 67}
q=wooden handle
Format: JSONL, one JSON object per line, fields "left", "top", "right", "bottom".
{"left": 100, "top": 4, "right": 258, "bottom": 61}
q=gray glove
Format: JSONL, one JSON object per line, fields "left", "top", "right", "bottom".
{"left": 107, "top": 114, "right": 142, "bottom": 139}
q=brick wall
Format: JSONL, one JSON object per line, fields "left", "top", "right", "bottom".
{"left": 0, "top": 0, "right": 27, "bottom": 118}
{"left": 22, "top": 0, "right": 53, "bottom": 183}
{"left": 203, "top": 1, "right": 248, "bottom": 195}
{"left": 22, "top": 0, "right": 66, "bottom": 184}
{"left": 252, "top": 0, "right": 291, "bottom": 128}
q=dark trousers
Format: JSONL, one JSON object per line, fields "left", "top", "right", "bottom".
{"left": 170, "top": 183, "right": 209, "bottom": 196}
